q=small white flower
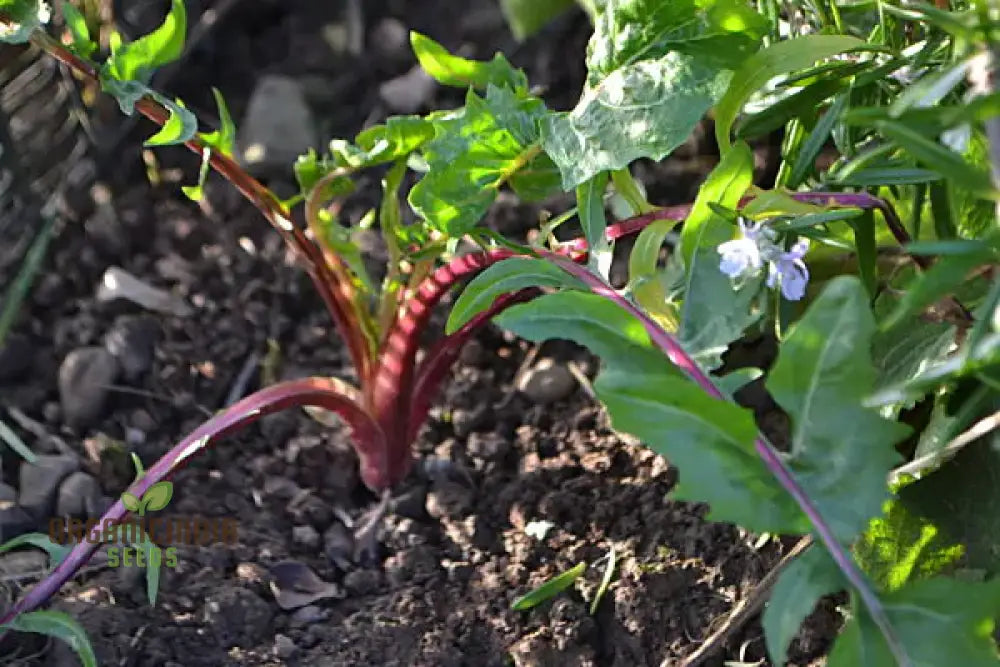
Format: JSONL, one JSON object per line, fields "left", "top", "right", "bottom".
{"left": 941, "top": 124, "right": 971, "bottom": 154}
{"left": 717, "top": 219, "right": 767, "bottom": 279}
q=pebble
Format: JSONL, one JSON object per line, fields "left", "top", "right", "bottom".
{"left": 369, "top": 17, "right": 410, "bottom": 65}
{"left": 273, "top": 634, "right": 297, "bottom": 660}
{"left": 18, "top": 454, "right": 80, "bottom": 519}
{"left": 289, "top": 604, "right": 329, "bottom": 627}
{"left": 292, "top": 525, "right": 320, "bottom": 550}
{"left": 55, "top": 471, "right": 106, "bottom": 518}
{"left": 379, "top": 65, "right": 436, "bottom": 113}
{"left": 0, "top": 334, "right": 34, "bottom": 383}
{"left": 58, "top": 347, "right": 120, "bottom": 428}
{"left": 0, "top": 483, "right": 16, "bottom": 506}
{"left": 517, "top": 358, "right": 577, "bottom": 404}
{"left": 96, "top": 266, "right": 192, "bottom": 317}
{"left": 203, "top": 586, "right": 274, "bottom": 648}
{"left": 104, "top": 315, "right": 159, "bottom": 381}
{"left": 323, "top": 521, "right": 355, "bottom": 570}
{"left": 425, "top": 480, "right": 475, "bottom": 520}
{"left": 238, "top": 75, "right": 318, "bottom": 178}
{"left": 343, "top": 568, "right": 382, "bottom": 596}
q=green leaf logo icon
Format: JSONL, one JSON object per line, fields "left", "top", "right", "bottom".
{"left": 121, "top": 493, "right": 140, "bottom": 513}
{"left": 142, "top": 482, "right": 173, "bottom": 513}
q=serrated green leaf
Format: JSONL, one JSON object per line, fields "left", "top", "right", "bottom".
{"left": 715, "top": 35, "right": 863, "bottom": 153}
{"left": 500, "top": 0, "right": 574, "bottom": 40}
{"left": 356, "top": 116, "right": 435, "bottom": 166}
{"left": 1, "top": 610, "right": 97, "bottom": 667}
{"left": 410, "top": 31, "right": 527, "bottom": 92}
{"left": 0, "top": 0, "right": 49, "bottom": 43}
{"left": 541, "top": 0, "right": 767, "bottom": 189}
{"left": 828, "top": 578, "right": 1000, "bottom": 667}
{"left": 495, "top": 291, "right": 805, "bottom": 533}
{"left": 61, "top": 1, "right": 95, "bottom": 56}
{"left": 142, "top": 481, "right": 173, "bottom": 512}
{"left": 446, "top": 257, "right": 585, "bottom": 334}
{"left": 409, "top": 86, "right": 547, "bottom": 236}
{"left": 512, "top": 562, "right": 586, "bottom": 610}
{"left": 768, "top": 277, "right": 910, "bottom": 543}
{"left": 0, "top": 532, "right": 72, "bottom": 568}
{"left": 764, "top": 547, "right": 844, "bottom": 666}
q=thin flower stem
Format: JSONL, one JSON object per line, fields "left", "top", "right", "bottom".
{"left": 543, "top": 252, "right": 912, "bottom": 667}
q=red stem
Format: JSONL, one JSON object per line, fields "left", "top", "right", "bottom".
{"left": 0, "top": 377, "right": 387, "bottom": 629}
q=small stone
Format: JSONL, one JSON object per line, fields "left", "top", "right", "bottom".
{"left": 238, "top": 75, "right": 318, "bottom": 178}
{"left": 466, "top": 432, "right": 511, "bottom": 462}
{"left": 96, "top": 266, "right": 192, "bottom": 317}
{"left": 425, "top": 480, "right": 474, "bottom": 520}
{"left": 323, "top": 522, "right": 354, "bottom": 570}
{"left": 458, "top": 339, "right": 485, "bottom": 367}
{"left": 18, "top": 454, "right": 80, "bottom": 519}
{"left": 370, "top": 17, "right": 410, "bottom": 65}
{"left": 0, "top": 483, "right": 16, "bottom": 505}
{"left": 203, "top": 586, "right": 274, "bottom": 648}
{"left": 517, "top": 358, "right": 577, "bottom": 404}
{"left": 379, "top": 65, "right": 436, "bottom": 113}
{"left": 0, "top": 334, "right": 34, "bottom": 383}
{"left": 292, "top": 525, "right": 320, "bottom": 550}
{"left": 0, "top": 507, "right": 34, "bottom": 541}
{"left": 343, "top": 568, "right": 382, "bottom": 596}
{"left": 55, "top": 472, "right": 105, "bottom": 518}
{"left": 58, "top": 347, "right": 120, "bottom": 428}
{"left": 263, "top": 476, "right": 301, "bottom": 500}
{"left": 289, "top": 604, "right": 328, "bottom": 627}
{"left": 273, "top": 634, "right": 297, "bottom": 659}
{"left": 104, "top": 315, "right": 160, "bottom": 381}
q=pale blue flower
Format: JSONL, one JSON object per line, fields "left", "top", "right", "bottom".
{"left": 766, "top": 238, "right": 810, "bottom": 301}
{"left": 717, "top": 220, "right": 810, "bottom": 301}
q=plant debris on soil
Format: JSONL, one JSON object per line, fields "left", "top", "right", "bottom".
{"left": 0, "top": 1, "right": 835, "bottom": 665}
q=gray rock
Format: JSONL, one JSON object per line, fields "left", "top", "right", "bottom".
{"left": 55, "top": 471, "right": 105, "bottom": 518}
{"left": 238, "top": 76, "right": 318, "bottom": 178}
{"left": 0, "top": 334, "right": 33, "bottom": 383}
{"left": 0, "top": 483, "right": 16, "bottom": 505}
{"left": 370, "top": 17, "right": 410, "bottom": 66}
{"left": 0, "top": 506, "right": 34, "bottom": 541}
{"left": 18, "top": 454, "right": 80, "bottom": 519}
{"left": 291, "top": 525, "right": 320, "bottom": 550}
{"left": 289, "top": 604, "right": 329, "bottom": 627}
{"left": 517, "top": 358, "right": 577, "bottom": 404}
{"left": 58, "top": 347, "right": 119, "bottom": 428}
{"left": 379, "top": 65, "right": 436, "bottom": 114}
{"left": 323, "top": 522, "right": 354, "bottom": 570}
{"left": 104, "top": 315, "right": 159, "bottom": 381}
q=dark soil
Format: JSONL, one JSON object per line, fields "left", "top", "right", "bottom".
{"left": 0, "top": 1, "right": 835, "bottom": 665}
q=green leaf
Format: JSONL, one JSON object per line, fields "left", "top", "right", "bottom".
{"left": 121, "top": 492, "right": 140, "bottom": 512}
{"left": 103, "top": 0, "right": 186, "bottom": 84}
{"left": 714, "top": 35, "right": 863, "bottom": 153}
{"left": 0, "top": 0, "right": 50, "bottom": 43}
{"left": 881, "top": 244, "right": 996, "bottom": 331}
{"left": 1, "top": 610, "right": 97, "bottom": 667}
{"left": 767, "top": 277, "right": 910, "bottom": 543}
{"left": 876, "top": 120, "right": 995, "bottom": 198}
{"left": 446, "top": 256, "right": 585, "bottom": 334}
{"left": 590, "top": 546, "right": 616, "bottom": 614}
{"left": 145, "top": 97, "right": 197, "bottom": 147}
{"left": 577, "top": 172, "right": 610, "bottom": 274}
{"left": 849, "top": 211, "right": 877, "bottom": 298}
{"left": 496, "top": 291, "right": 805, "bottom": 533}
{"left": 677, "top": 142, "right": 759, "bottom": 370}
{"left": 0, "top": 532, "right": 72, "bottom": 568}
{"left": 142, "top": 481, "right": 173, "bottom": 512}
{"left": 764, "top": 547, "right": 845, "bottom": 666}
{"left": 408, "top": 86, "right": 548, "bottom": 236}
{"left": 512, "top": 562, "right": 587, "bottom": 610}
{"left": 854, "top": 497, "right": 964, "bottom": 593}
{"left": 62, "top": 1, "right": 96, "bottom": 57}
{"left": 828, "top": 578, "right": 1000, "bottom": 667}
{"left": 541, "top": 0, "right": 767, "bottom": 188}
{"left": 788, "top": 92, "right": 847, "bottom": 188}
{"left": 199, "top": 87, "right": 236, "bottom": 157}
{"left": 410, "top": 31, "right": 527, "bottom": 92}
{"left": 833, "top": 167, "right": 943, "bottom": 187}
{"left": 500, "top": 0, "right": 574, "bottom": 40}
{"left": 355, "top": 115, "right": 435, "bottom": 166}
{"left": 0, "top": 416, "right": 35, "bottom": 462}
